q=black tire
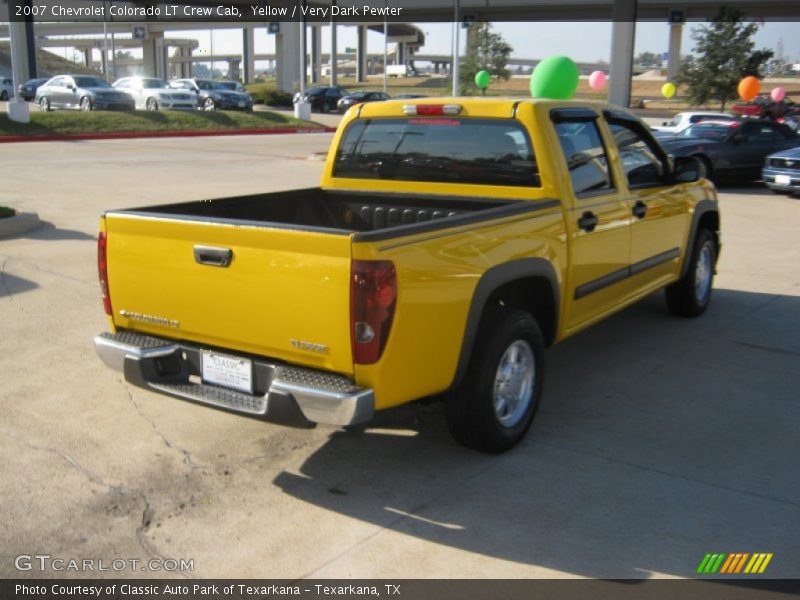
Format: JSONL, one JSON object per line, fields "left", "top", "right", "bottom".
{"left": 39, "top": 97, "right": 50, "bottom": 112}
{"left": 320, "top": 101, "right": 331, "bottom": 113}
{"left": 444, "top": 308, "right": 545, "bottom": 454}
{"left": 693, "top": 155, "right": 712, "bottom": 182}
{"left": 80, "top": 96, "right": 92, "bottom": 112}
{"left": 665, "top": 228, "right": 717, "bottom": 317}
{"left": 146, "top": 97, "right": 158, "bottom": 111}
{"left": 203, "top": 97, "right": 216, "bottom": 111}
{"left": 0, "top": 91, "right": 7, "bottom": 101}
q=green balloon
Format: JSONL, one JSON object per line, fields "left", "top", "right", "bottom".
{"left": 475, "top": 70, "right": 491, "bottom": 90}
{"left": 530, "top": 55, "right": 580, "bottom": 100}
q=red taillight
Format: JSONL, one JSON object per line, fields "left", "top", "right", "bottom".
{"left": 97, "top": 232, "right": 112, "bottom": 316}
{"left": 350, "top": 260, "right": 397, "bottom": 365}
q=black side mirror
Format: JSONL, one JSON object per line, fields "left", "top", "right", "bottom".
{"left": 673, "top": 156, "right": 701, "bottom": 183}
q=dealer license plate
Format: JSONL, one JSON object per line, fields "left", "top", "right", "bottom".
{"left": 202, "top": 351, "right": 252, "bottom": 393}
{"left": 775, "top": 174, "right": 791, "bottom": 185}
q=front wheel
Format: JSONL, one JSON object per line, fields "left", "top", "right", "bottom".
{"left": 146, "top": 97, "right": 158, "bottom": 111}
{"left": 39, "top": 97, "right": 51, "bottom": 112}
{"left": 444, "top": 308, "right": 545, "bottom": 454}
{"left": 80, "top": 96, "right": 92, "bottom": 112}
{"left": 203, "top": 98, "right": 216, "bottom": 111}
{"left": 665, "top": 228, "right": 716, "bottom": 317}
{"left": 693, "top": 155, "right": 712, "bottom": 181}
{"left": 0, "top": 90, "right": 8, "bottom": 101}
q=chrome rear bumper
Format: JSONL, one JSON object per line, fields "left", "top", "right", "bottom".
{"left": 94, "top": 331, "right": 374, "bottom": 427}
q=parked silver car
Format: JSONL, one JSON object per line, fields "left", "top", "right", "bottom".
{"left": 36, "top": 75, "right": 135, "bottom": 112}
{"left": 1, "top": 77, "right": 13, "bottom": 100}
{"left": 113, "top": 77, "right": 197, "bottom": 111}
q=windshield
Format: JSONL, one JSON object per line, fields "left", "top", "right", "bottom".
{"left": 334, "top": 118, "right": 539, "bottom": 187}
{"left": 195, "top": 80, "right": 226, "bottom": 91}
{"left": 217, "top": 82, "right": 240, "bottom": 90}
{"left": 74, "top": 77, "right": 111, "bottom": 89}
{"left": 141, "top": 78, "right": 169, "bottom": 89}
{"left": 347, "top": 92, "right": 369, "bottom": 100}
{"left": 679, "top": 123, "right": 734, "bottom": 141}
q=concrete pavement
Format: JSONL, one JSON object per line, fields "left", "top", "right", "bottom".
{"left": 1, "top": 135, "right": 798, "bottom": 579}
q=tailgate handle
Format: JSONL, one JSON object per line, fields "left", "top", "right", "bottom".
{"left": 194, "top": 245, "right": 233, "bottom": 267}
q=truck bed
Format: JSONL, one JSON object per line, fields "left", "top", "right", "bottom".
{"left": 113, "top": 187, "right": 533, "bottom": 242}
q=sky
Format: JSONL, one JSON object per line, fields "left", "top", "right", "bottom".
{"left": 168, "top": 20, "right": 800, "bottom": 67}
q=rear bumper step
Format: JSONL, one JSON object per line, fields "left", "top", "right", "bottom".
{"left": 94, "top": 331, "right": 374, "bottom": 427}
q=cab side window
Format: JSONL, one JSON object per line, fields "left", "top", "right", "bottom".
{"left": 554, "top": 120, "right": 614, "bottom": 196}
{"left": 607, "top": 122, "right": 668, "bottom": 188}
{"left": 740, "top": 122, "right": 786, "bottom": 142}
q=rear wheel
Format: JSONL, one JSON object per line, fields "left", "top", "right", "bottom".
{"left": 665, "top": 228, "right": 716, "bottom": 317}
{"left": 0, "top": 90, "right": 7, "bottom": 101}
{"left": 146, "top": 97, "right": 158, "bottom": 111}
{"left": 320, "top": 101, "right": 332, "bottom": 113}
{"left": 444, "top": 308, "right": 545, "bottom": 454}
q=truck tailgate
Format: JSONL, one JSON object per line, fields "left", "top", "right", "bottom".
{"left": 104, "top": 213, "right": 354, "bottom": 375}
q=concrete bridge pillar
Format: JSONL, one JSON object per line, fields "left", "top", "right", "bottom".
{"left": 608, "top": 0, "right": 637, "bottom": 107}
{"left": 142, "top": 32, "right": 167, "bottom": 78}
{"left": 667, "top": 21, "right": 683, "bottom": 82}
{"left": 242, "top": 26, "right": 255, "bottom": 83}
{"left": 275, "top": 21, "right": 302, "bottom": 93}
{"left": 356, "top": 25, "right": 367, "bottom": 82}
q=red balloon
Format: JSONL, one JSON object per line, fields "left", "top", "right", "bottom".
{"left": 738, "top": 76, "right": 760, "bottom": 102}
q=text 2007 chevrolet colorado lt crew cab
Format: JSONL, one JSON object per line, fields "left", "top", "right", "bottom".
{"left": 94, "top": 99, "right": 720, "bottom": 453}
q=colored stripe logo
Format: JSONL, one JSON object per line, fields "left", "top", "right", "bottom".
{"left": 697, "top": 553, "right": 773, "bottom": 574}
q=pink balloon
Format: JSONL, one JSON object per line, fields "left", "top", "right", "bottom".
{"left": 771, "top": 87, "right": 786, "bottom": 102}
{"left": 589, "top": 70, "right": 607, "bottom": 91}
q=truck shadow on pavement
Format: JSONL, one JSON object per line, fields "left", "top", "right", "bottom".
{"left": 11, "top": 220, "right": 95, "bottom": 241}
{"left": 272, "top": 288, "right": 800, "bottom": 578}
{"left": 0, "top": 271, "right": 38, "bottom": 297}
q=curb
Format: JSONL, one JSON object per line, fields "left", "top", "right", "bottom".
{"left": 0, "top": 211, "right": 41, "bottom": 238}
{"left": 0, "top": 126, "right": 337, "bottom": 144}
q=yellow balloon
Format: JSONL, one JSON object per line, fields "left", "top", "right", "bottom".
{"left": 662, "top": 82, "right": 677, "bottom": 99}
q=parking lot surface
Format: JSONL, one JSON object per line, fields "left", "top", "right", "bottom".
{"left": 1, "top": 134, "right": 799, "bottom": 579}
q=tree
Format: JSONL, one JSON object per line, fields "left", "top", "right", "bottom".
{"left": 636, "top": 51, "right": 662, "bottom": 67}
{"left": 460, "top": 23, "right": 513, "bottom": 95}
{"left": 677, "top": 7, "right": 773, "bottom": 111}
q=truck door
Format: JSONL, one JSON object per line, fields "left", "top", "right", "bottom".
{"left": 603, "top": 113, "right": 689, "bottom": 291}
{"left": 551, "top": 109, "right": 632, "bottom": 332}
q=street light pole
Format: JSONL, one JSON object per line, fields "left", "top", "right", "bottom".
{"left": 451, "top": 0, "right": 460, "bottom": 97}
{"left": 383, "top": 2, "right": 388, "bottom": 94}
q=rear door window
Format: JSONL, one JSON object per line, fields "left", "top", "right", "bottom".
{"left": 333, "top": 118, "right": 539, "bottom": 187}
{"left": 554, "top": 120, "right": 614, "bottom": 196}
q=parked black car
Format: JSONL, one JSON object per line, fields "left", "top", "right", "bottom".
{"left": 293, "top": 86, "right": 345, "bottom": 113}
{"left": 169, "top": 78, "right": 253, "bottom": 111}
{"left": 35, "top": 75, "right": 135, "bottom": 112}
{"left": 18, "top": 77, "right": 50, "bottom": 101}
{"left": 763, "top": 146, "right": 800, "bottom": 195}
{"left": 337, "top": 91, "right": 391, "bottom": 114}
{"left": 658, "top": 119, "right": 800, "bottom": 182}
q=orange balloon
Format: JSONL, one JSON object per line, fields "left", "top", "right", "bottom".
{"left": 738, "top": 76, "right": 760, "bottom": 102}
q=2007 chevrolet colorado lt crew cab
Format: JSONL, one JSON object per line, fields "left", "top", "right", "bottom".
{"left": 94, "top": 98, "right": 720, "bottom": 453}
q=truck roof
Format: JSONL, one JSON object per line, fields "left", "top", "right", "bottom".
{"left": 356, "top": 97, "right": 633, "bottom": 120}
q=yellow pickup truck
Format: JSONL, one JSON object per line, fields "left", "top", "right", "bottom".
{"left": 94, "top": 98, "right": 720, "bottom": 453}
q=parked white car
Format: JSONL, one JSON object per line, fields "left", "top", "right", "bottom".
{"left": 651, "top": 111, "right": 737, "bottom": 134}
{"left": 112, "top": 77, "right": 197, "bottom": 111}
{"left": 1, "top": 77, "right": 14, "bottom": 100}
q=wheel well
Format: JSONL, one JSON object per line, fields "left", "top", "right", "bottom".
{"left": 484, "top": 277, "right": 557, "bottom": 346}
{"left": 698, "top": 211, "right": 720, "bottom": 252}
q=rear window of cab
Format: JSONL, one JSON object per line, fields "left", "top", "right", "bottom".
{"left": 333, "top": 118, "right": 540, "bottom": 187}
